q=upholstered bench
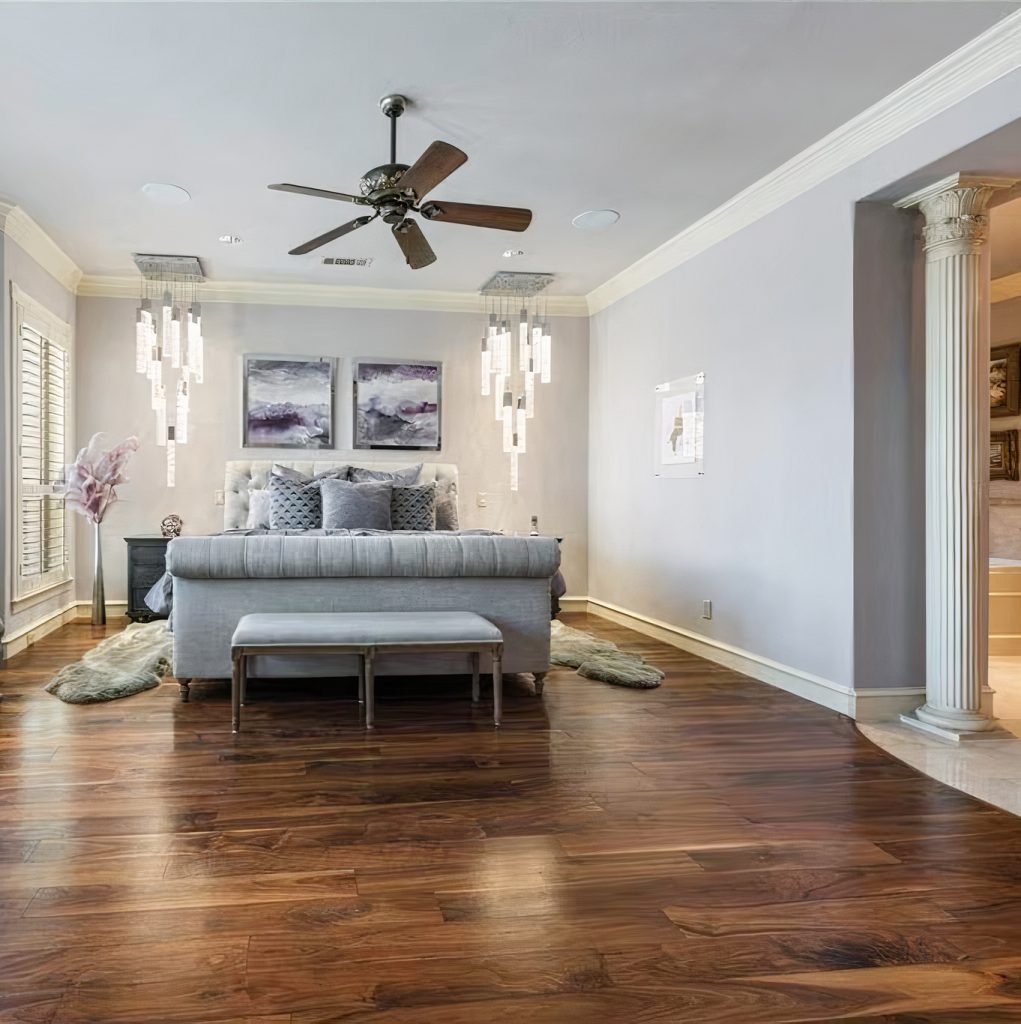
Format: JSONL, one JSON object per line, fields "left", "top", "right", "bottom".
{"left": 230, "top": 611, "right": 504, "bottom": 733}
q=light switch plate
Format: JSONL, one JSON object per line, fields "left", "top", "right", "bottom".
{"left": 476, "top": 492, "right": 488, "bottom": 508}
{"left": 702, "top": 599, "right": 712, "bottom": 620}
{"left": 214, "top": 489, "right": 225, "bottom": 506}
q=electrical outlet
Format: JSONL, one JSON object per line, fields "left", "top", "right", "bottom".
{"left": 476, "top": 492, "right": 488, "bottom": 508}
{"left": 214, "top": 489, "right": 225, "bottom": 506}
{"left": 702, "top": 600, "right": 712, "bottom": 620}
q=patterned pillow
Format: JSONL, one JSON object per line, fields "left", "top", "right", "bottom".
{"left": 391, "top": 484, "right": 436, "bottom": 531}
{"left": 435, "top": 479, "right": 459, "bottom": 531}
{"left": 321, "top": 479, "right": 393, "bottom": 530}
{"left": 269, "top": 474, "right": 322, "bottom": 530}
{"left": 350, "top": 464, "right": 422, "bottom": 486}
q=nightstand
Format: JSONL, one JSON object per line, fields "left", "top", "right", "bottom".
{"left": 124, "top": 536, "right": 170, "bottom": 622}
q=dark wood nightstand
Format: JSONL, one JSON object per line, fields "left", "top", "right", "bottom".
{"left": 124, "top": 536, "right": 170, "bottom": 622}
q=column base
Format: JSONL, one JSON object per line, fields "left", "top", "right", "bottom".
{"left": 899, "top": 707, "right": 1014, "bottom": 743}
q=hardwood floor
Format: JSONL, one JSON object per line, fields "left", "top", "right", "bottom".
{"left": 3, "top": 613, "right": 1021, "bottom": 1022}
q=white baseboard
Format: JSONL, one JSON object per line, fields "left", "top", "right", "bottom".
{"left": 576, "top": 596, "right": 923, "bottom": 722}
{"left": 1, "top": 600, "right": 129, "bottom": 661}
{"left": 558, "top": 596, "right": 589, "bottom": 613}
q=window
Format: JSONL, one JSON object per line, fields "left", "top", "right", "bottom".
{"left": 11, "top": 284, "right": 71, "bottom": 601}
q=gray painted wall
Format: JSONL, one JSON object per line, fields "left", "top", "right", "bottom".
{"left": 74, "top": 298, "right": 589, "bottom": 604}
{"left": 588, "top": 64, "right": 1021, "bottom": 692}
{"left": 1, "top": 235, "right": 77, "bottom": 640}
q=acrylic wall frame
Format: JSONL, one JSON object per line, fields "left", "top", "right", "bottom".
{"left": 654, "top": 372, "right": 704, "bottom": 478}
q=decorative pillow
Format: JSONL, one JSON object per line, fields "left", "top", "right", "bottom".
{"left": 391, "top": 484, "right": 436, "bottom": 531}
{"left": 269, "top": 474, "right": 322, "bottom": 530}
{"left": 246, "top": 489, "right": 272, "bottom": 529}
{"left": 435, "top": 479, "right": 459, "bottom": 531}
{"left": 350, "top": 464, "right": 422, "bottom": 486}
{"left": 321, "top": 479, "right": 393, "bottom": 530}
{"left": 271, "top": 464, "right": 350, "bottom": 484}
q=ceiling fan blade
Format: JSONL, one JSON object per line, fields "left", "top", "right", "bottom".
{"left": 269, "top": 183, "right": 370, "bottom": 206}
{"left": 288, "top": 215, "right": 375, "bottom": 256}
{"left": 399, "top": 141, "right": 468, "bottom": 201}
{"left": 421, "top": 200, "right": 531, "bottom": 232}
{"left": 392, "top": 219, "right": 436, "bottom": 270}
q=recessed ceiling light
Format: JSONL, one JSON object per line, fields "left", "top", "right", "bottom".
{"left": 572, "top": 209, "right": 620, "bottom": 231}
{"left": 503, "top": 249, "right": 525, "bottom": 258}
{"left": 218, "top": 234, "right": 243, "bottom": 246}
{"left": 141, "top": 183, "right": 191, "bottom": 206}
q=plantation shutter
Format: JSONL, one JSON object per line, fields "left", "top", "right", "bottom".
{"left": 17, "top": 321, "right": 69, "bottom": 591}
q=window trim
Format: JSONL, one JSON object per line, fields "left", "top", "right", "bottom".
{"left": 9, "top": 283, "right": 73, "bottom": 602}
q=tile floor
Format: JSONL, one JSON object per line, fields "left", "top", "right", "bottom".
{"left": 859, "top": 656, "right": 1021, "bottom": 816}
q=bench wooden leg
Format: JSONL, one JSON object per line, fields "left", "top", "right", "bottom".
{"left": 231, "top": 655, "right": 242, "bottom": 734}
{"left": 492, "top": 645, "right": 503, "bottom": 728}
{"left": 179, "top": 678, "right": 191, "bottom": 702}
{"left": 533, "top": 672, "right": 546, "bottom": 697}
{"left": 358, "top": 656, "right": 366, "bottom": 704}
{"left": 240, "top": 656, "right": 247, "bottom": 706}
{"left": 364, "top": 649, "right": 376, "bottom": 730}
{"left": 471, "top": 652, "right": 481, "bottom": 704}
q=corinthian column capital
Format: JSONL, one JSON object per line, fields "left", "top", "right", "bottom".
{"left": 895, "top": 173, "right": 1018, "bottom": 261}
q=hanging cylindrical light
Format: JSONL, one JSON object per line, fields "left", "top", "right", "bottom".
{"left": 518, "top": 307, "right": 530, "bottom": 371}
{"left": 161, "top": 290, "right": 172, "bottom": 346}
{"left": 502, "top": 390, "right": 514, "bottom": 452}
{"left": 480, "top": 336, "right": 491, "bottom": 396}
{"left": 176, "top": 380, "right": 189, "bottom": 444}
{"left": 494, "top": 371, "right": 505, "bottom": 421}
{"left": 516, "top": 396, "right": 527, "bottom": 454}
{"left": 166, "top": 426, "right": 176, "bottom": 487}
{"left": 510, "top": 440, "right": 519, "bottom": 492}
{"left": 135, "top": 299, "right": 152, "bottom": 374}
{"left": 150, "top": 358, "right": 162, "bottom": 407}
{"left": 169, "top": 307, "right": 182, "bottom": 368}
{"left": 540, "top": 321, "right": 552, "bottom": 384}
{"left": 155, "top": 385, "right": 167, "bottom": 445}
{"left": 525, "top": 360, "right": 536, "bottom": 419}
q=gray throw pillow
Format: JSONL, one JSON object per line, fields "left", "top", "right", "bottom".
{"left": 350, "top": 464, "right": 422, "bottom": 486}
{"left": 269, "top": 474, "right": 322, "bottom": 530}
{"left": 435, "top": 479, "right": 459, "bottom": 531}
{"left": 246, "top": 489, "right": 272, "bottom": 529}
{"left": 272, "top": 464, "right": 350, "bottom": 484}
{"left": 391, "top": 484, "right": 436, "bottom": 531}
{"left": 321, "top": 479, "right": 393, "bottom": 530}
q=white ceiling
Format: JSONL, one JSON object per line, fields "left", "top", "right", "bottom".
{"left": 0, "top": 1, "right": 1016, "bottom": 296}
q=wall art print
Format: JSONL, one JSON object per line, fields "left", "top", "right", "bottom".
{"left": 353, "top": 360, "right": 441, "bottom": 450}
{"left": 243, "top": 356, "right": 334, "bottom": 449}
{"left": 654, "top": 372, "right": 704, "bottom": 478}
{"left": 991, "top": 429, "right": 1020, "bottom": 482}
{"left": 991, "top": 342, "right": 1021, "bottom": 419}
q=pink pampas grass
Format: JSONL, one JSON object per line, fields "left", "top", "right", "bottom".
{"left": 64, "top": 433, "right": 140, "bottom": 525}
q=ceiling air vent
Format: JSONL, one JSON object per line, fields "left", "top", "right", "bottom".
{"left": 322, "top": 257, "right": 374, "bottom": 267}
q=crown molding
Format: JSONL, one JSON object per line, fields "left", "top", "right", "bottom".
{"left": 586, "top": 9, "right": 1021, "bottom": 315}
{"left": 76, "top": 274, "right": 590, "bottom": 316}
{"left": 993, "top": 271, "right": 1021, "bottom": 304}
{"left": 0, "top": 201, "right": 82, "bottom": 293}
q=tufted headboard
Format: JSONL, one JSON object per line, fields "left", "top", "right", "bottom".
{"left": 223, "top": 460, "right": 459, "bottom": 531}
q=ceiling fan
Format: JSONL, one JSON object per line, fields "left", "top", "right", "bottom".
{"left": 268, "top": 95, "right": 532, "bottom": 269}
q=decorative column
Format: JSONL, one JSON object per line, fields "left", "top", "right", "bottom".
{"left": 897, "top": 174, "right": 1017, "bottom": 741}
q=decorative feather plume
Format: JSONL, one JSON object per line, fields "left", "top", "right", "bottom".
{"left": 64, "top": 433, "right": 140, "bottom": 525}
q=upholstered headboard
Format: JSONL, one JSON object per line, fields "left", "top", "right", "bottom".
{"left": 223, "top": 460, "right": 459, "bottom": 531}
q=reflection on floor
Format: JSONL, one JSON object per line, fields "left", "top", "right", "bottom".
{"left": 859, "top": 657, "right": 1021, "bottom": 817}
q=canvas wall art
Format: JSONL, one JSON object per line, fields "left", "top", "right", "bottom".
{"left": 353, "top": 360, "right": 441, "bottom": 450}
{"left": 654, "top": 372, "right": 704, "bottom": 478}
{"left": 991, "top": 430, "right": 1020, "bottom": 481}
{"left": 991, "top": 343, "right": 1021, "bottom": 418}
{"left": 243, "top": 356, "right": 334, "bottom": 449}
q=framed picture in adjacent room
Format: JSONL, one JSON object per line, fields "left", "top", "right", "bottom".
{"left": 990, "top": 343, "right": 1021, "bottom": 418}
{"left": 991, "top": 430, "right": 1020, "bottom": 481}
{"left": 353, "top": 359, "right": 442, "bottom": 450}
{"left": 242, "top": 355, "right": 335, "bottom": 449}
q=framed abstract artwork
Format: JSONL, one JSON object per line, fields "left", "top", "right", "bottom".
{"left": 242, "top": 355, "right": 335, "bottom": 449}
{"left": 654, "top": 372, "right": 704, "bottom": 478}
{"left": 991, "top": 430, "right": 1020, "bottom": 481}
{"left": 990, "top": 343, "right": 1021, "bottom": 419}
{"left": 353, "top": 360, "right": 442, "bottom": 450}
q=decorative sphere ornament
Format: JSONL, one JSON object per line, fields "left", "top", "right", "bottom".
{"left": 160, "top": 514, "right": 183, "bottom": 539}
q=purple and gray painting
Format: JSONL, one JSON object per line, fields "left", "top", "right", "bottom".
{"left": 355, "top": 362, "right": 441, "bottom": 449}
{"left": 245, "top": 358, "right": 332, "bottom": 448}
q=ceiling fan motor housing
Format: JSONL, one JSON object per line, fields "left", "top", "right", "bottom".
{"left": 359, "top": 163, "right": 410, "bottom": 198}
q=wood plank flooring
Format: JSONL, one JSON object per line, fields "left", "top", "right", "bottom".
{"left": 2, "top": 613, "right": 1021, "bottom": 1022}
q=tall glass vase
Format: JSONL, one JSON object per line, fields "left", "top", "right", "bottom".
{"left": 91, "top": 521, "right": 106, "bottom": 626}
